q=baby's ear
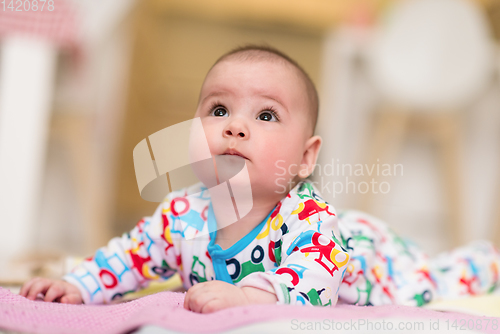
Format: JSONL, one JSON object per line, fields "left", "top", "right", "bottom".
{"left": 299, "top": 136, "right": 322, "bottom": 178}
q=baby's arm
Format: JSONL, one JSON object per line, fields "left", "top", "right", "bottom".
{"left": 63, "top": 201, "right": 178, "bottom": 304}
{"left": 20, "top": 197, "right": 178, "bottom": 304}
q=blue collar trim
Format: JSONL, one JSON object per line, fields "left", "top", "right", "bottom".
{"left": 206, "top": 202, "right": 273, "bottom": 283}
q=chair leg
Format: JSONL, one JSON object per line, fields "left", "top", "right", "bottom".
{"left": 432, "top": 113, "right": 464, "bottom": 247}
{"left": 494, "top": 170, "right": 500, "bottom": 247}
{"left": 361, "top": 108, "right": 464, "bottom": 248}
{"left": 360, "top": 106, "right": 410, "bottom": 213}
{"left": 51, "top": 114, "right": 113, "bottom": 253}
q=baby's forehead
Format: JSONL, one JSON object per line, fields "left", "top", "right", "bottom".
{"left": 220, "top": 54, "right": 297, "bottom": 73}
{"left": 206, "top": 57, "right": 305, "bottom": 90}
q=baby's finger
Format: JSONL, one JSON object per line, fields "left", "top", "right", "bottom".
{"left": 19, "top": 278, "right": 39, "bottom": 297}
{"left": 183, "top": 290, "right": 191, "bottom": 310}
{"left": 44, "top": 284, "right": 65, "bottom": 302}
{"left": 61, "top": 293, "right": 83, "bottom": 304}
{"left": 26, "top": 279, "right": 51, "bottom": 300}
{"left": 201, "top": 299, "right": 224, "bottom": 314}
{"left": 183, "top": 284, "right": 204, "bottom": 310}
{"left": 187, "top": 290, "right": 214, "bottom": 313}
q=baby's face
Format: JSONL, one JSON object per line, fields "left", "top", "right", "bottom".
{"left": 194, "top": 59, "right": 311, "bottom": 198}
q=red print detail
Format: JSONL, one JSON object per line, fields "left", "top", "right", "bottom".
{"left": 170, "top": 198, "right": 189, "bottom": 217}
{"left": 276, "top": 267, "right": 299, "bottom": 286}
{"left": 269, "top": 241, "right": 276, "bottom": 263}
{"left": 370, "top": 267, "right": 395, "bottom": 302}
{"left": 341, "top": 270, "right": 363, "bottom": 287}
{"left": 99, "top": 268, "right": 118, "bottom": 289}
{"left": 356, "top": 218, "right": 385, "bottom": 242}
{"left": 160, "top": 214, "right": 174, "bottom": 254}
{"left": 136, "top": 219, "right": 145, "bottom": 233}
{"left": 460, "top": 276, "right": 478, "bottom": 295}
{"left": 270, "top": 202, "right": 282, "bottom": 220}
{"left": 300, "top": 232, "right": 339, "bottom": 276}
{"left": 176, "top": 254, "right": 182, "bottom": 267}
{"left": 129, "top": 251, "right": 151, "bottom": 279}
{"left": 297, "top": 200, "right": 335, "bottom": 221}
{"left": 417, "top": 268, "right": 437, "bottom": 288}
{"left": 201, "top": 206, "right": 208, "bottom": 221}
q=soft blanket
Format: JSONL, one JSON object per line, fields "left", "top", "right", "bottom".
{"left": 0, "top": 287, "right": 498, "bottom": 334}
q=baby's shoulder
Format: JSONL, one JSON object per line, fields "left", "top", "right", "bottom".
{"left": 269, "top": 180, "right": 338, "bottom": 236}
{"left": 160, "top": 182, "right": 211, "bottom": 236}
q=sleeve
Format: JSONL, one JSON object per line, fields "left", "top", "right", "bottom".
{"left": 62, "top": 196, "right": 179, "bottom": 304}
{"left": 237, "top": 206, "right": 349, "bottom": 306}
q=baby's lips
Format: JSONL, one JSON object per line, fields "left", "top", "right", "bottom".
{"left": 222, "top": 148, "right": 249, "bottom": 160}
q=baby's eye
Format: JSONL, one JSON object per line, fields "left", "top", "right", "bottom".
{"left": 257, "top": 111, "right": 278, "bottom": 122}
{"left": 211, "top": 107, "right": 228, "bottom": 117}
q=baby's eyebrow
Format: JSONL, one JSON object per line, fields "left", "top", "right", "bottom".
{"left": 262, "top": 94, "right": 288, "bottom": 113}
{"left": 201, "top": 91, "right": 228, "bottom": 105}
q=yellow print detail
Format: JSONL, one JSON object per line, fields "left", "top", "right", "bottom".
{"left": 131, "top": 237, "right": 141, "bottom": 253}
{"left": 164, "top": 226, "right": 173, "bottom": 244}
{"left": 142, "top": 264, "right": 160, "bottom": 280}
{"left": 291, "top": 202, "right": 304, "bottom": 215}
{"left": 331, "top": 248, "right": 349, "bottom": 268}
{"left": 257, "top": 214, "right": 283, "bottom": 239}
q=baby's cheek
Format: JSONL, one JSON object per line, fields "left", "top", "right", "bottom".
{"left": 262, "top": 156, "right": 300, "bottom": 182}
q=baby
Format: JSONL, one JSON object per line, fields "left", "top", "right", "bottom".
{"left": 20, "top": 45, "right": 500, "bottom": 312}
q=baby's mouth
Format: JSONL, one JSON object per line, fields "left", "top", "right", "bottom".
{"left": 222, "top": 149, "right": 249, "bottom": 160}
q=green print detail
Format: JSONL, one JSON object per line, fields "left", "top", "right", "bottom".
{"left": 331, "top": 232, "right": 347, "bottom": 253}
{"left": 390, "top": 231, "right": 414, "bottom": 258}
{"left": 355, "top": 278, "right": 372, "bottom": 305}
{"left": 161, "top": 260, "right": 172, "bottom": 271}
{"left": 306, "top": 288, "right": 322, "bottom": 306}
{"left": 352, "top": 234, "right": 375, "bottom": 251}
{"left": 275, "top": 245, "right": 282, "bottom": 266}
{"left": 280, "top": 283, "right": 291, "bottom": 304}
{"left": 413, "top": 292, "right": 426, "bottom": 307}
{"left": 191, "top": 256, "right": 207, "bottom": 283}
{"left": 296, "top": 182, "right": 315, "bottom": 200}
{"left": 341, "top": 232, "right": 351, "bottom": 249}
{"left": 304, "top": 289, "right": 332, "bottom": 306}
{"left": 234, "top": 261, "right": 265, "bottom": 283}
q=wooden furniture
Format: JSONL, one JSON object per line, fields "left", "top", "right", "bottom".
{"left": 363, "top": 0, "right": 495, "bottom": 247}
{"left": 361, "top": 107, "right": 464, "bottom": 247}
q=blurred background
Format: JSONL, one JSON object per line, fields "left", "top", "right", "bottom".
{"left": 0, "top": 0, "right": 499, "bottom": 285}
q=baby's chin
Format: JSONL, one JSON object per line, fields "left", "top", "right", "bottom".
{"left": 248, "top": 176, "right": 296, "bottom": 199}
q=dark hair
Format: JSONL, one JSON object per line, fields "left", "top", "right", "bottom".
{"left": 209, "top": 44, "right": 319, "bottom": 135}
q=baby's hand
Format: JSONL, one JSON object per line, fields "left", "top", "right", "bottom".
{"left": 183, "top": 281, "right": 278, "bottom": 313}
{"left": 19, "top": 277, "right": 83, "bottom": 304}
{"left": 184, "top": 281, "right": 249, "bottom": 313}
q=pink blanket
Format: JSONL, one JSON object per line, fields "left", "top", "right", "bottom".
{"left": 0, "top": 287, "right": 497, "bottom": 334}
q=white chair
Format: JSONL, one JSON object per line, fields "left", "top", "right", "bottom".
{"left": 363, "top": 0, "right": 495, "bottom": 246}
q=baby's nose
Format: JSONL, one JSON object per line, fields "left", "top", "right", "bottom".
{"left": 223, "top": 121, "right": 249, "bottom": 139}
{"left": 224, "top": 129, "right": 246, "bottom": 138}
